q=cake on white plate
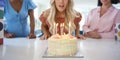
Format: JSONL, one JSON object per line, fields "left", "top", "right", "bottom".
{"left": 48, "top": 34, "right": 78, "bottom": 56}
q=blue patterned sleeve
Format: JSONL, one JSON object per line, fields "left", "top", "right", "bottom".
{"left": 27, "top": 0, "right": 37, "bottom": 10}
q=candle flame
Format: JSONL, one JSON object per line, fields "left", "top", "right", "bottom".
{"left": 69, "top": 22, "right": 71, "bottom": 27}
{"left": 56, "top": 23, "right": 58, "bottom": 26}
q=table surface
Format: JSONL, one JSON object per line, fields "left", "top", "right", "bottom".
{"left": 0, "top": 38, "right": 120, "bottom": 60}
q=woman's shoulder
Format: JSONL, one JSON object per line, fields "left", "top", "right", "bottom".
{"left": 92, "top": 7, "right": 99, "bottom": 11}
{"left": 39, "top": 9, "right": 50, "bottom": 23}
{"left": 74, "top": 11, "right": 82, "bottom": 19}
{"left": 113, "top": 6, "right": 120, "bottom": 12}
{"left": 40, "top": 9, "right": 50, "bottom": 18}
{"left": 73, "top": 11, "right": 82, "bottom": 23}
{"left": 87, "top": 7, "right": 99, "bottom": 15}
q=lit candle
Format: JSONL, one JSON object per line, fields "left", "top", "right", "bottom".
{"left": 60, "top": 24, "right": 62, "bottom": 35}
{"left": 53, "top": 23, "right": 56, "bottom": 35}
{"left": 64, "top": 32, "right": 66, "bottom": 35}
{"left": 60, "top": 23, "right": 64, "bottom": 35}
{"left": 69, "top": 22, "right": 71, "bottom": 34}
{"left": 56, "top": 23, "right": 58, "bottom": 34}
{"left": 62, "top": 23, "right": 64, "bottom": 35}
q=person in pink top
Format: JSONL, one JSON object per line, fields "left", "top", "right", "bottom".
{"left": 83, "top": 0, "right": 120, "bottom": 39}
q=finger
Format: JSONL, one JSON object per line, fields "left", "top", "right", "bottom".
{"left": 28, "top": 35, "right": 31, "bottom": 39}
{"left": 11, "top": 33, "right": 15, "bottom": 37}
{"left": 5, "top": 33, "right": 13, "bottom": 38}
{"left": 82, "top": 36, "right": 86, "bottom": 40}
{"left": 77, "top": 36, "right": 81, "bottom": 39}
{"left": 30, "top": 35, "right": 36, "bottom": 39}
{"left": 40, "top": 35, "right": 45, "bottom": 40}
{"left": 40, "top": 37, "right": 44, "bottom": 40}
{"left": 40, "top": 36, "right": 43, "bottom": 40}
{"left": 6, "top": 34, "right": 10, "bottom": 38}
{"left": 32, "top": 35, "right": 36, "bottom": 38}
{"left": 77, "top": 37, "right": 84, "bottom": 40}
{"left": 95, "top": 36, "right": 101, "bottom": 39}
{"left": 28, "top": 34, "right": 33, "bottom": 38}
{"left": 27, "top": 34, "right": 31, "bottom": 39}
{"left": 8, "top": 34, "right": 13, "bottom": 38}
{"left": 83, "top": 34, "right": 86, "bottom": 36}
{"left": 44, "top": 35, "right": 47, "bottom": 40}
{"left": 11, "top": 34, "right": 15, "bottom": 37}
{"left": 81, "top": 36, "right": 86, "bottom": 40}
{"left": 77, "top": 35, "right": 85, "bottom": 40}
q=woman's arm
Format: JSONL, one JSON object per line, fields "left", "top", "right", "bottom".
{"left": 83, "top": 9, "right": 99, "bottom": 38}
{"left": 75, "top": 23, "right": 80, "bottom": 36}
{"left": 75, "top": 23, "right": 85, "bottom": 40}
{"left": 41, "top": 23, "right": 49, "bottom": 35}
{"left": 39, "top": 10, "right": 51, "bottom": 40}
{"left": 99, "top": 31, "right": 114, "bottom": 39}
{"left": 40, "top": 23, "right": 51, "bottom": 40}
{"left": 28, "top": 9, "right": 36, "bottom": 38}
{"left": 82, "top": 14, "right": 92, "bottom": 33}
{"left": 75, "top": 12, "right": 85, "bottom": 39}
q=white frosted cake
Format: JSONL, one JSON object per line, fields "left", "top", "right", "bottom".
{"left": 48, "top": 34, "right": 78, "bottom": 56}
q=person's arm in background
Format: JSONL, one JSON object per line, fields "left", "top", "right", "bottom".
{"left": 41, "top": 23, "right": 51, "bottom": 39}
{"left": 99, "top": 31, "right": 114, "bottom": 39}
{"left": 83, "top": 9, "right": 101, "bottom": 39}
{"left": 83, "top": 18, "right": 101, "bottom": 39}
{"left": 83, "top": 11, "right": 93, "bottom": 37}
{"left": 28, "top": 9, "right": 36, "bottom": 39}
{"left": 39, "top": 10, "right": 51, "bottom": 40}
{"left": 75, "top": 12, "right": 85, "bottom": 39}
{"left": 75, "top": 22, "right": 85, "bottom": 39}
{"left": 83, "top": 11, "right": 92, "bottom": 34}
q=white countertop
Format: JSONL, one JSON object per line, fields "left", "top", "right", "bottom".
{"left": 0, "top": 38, "right": 120, "bottom": 60}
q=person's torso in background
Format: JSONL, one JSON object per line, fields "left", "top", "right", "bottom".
{"left": 4, "top": 0, "right": 30, "bottom": 37}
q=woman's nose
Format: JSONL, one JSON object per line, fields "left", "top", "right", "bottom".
{"left": 59, "top": 0, "right": 64, "bottom": 3}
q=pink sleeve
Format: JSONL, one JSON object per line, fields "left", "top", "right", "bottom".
{"left": 99, "top": 30, "right": 114, "bottom": 39}
{"left": 83, "top": 10, "right": 93, "bottom": 33}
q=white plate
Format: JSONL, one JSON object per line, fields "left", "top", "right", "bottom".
{"left": 42, "top": 48, "right": 84, "bottom": 58}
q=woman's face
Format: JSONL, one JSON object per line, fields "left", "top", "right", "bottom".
{"left": 55, "top": 0, "right": 68, "bottom": 12}
{"left": 100, "top": 0, "right": 111, "bottom": 5}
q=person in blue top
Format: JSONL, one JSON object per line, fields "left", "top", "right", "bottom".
{"left": 4, "top": 0, "right": 36, "bottom": 38}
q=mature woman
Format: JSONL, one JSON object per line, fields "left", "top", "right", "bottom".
{"left": 83, "top": 0, "right": 120, "bottom": 39}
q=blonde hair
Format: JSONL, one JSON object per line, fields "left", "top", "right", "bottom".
{"left": 47, "top": 0, "right": 79, "bottom": 35}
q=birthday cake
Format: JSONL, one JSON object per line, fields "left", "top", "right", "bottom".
{"left": 48, "top": 34, "right": 78, "bottom": 56}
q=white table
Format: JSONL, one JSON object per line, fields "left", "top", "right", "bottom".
{"left": 0, "top": 38, "right": 120, "bottom": 60}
